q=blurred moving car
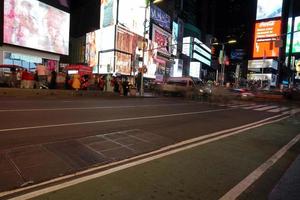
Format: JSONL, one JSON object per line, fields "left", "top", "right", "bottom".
{"left": 159, "top": 77, "right": 211, "bottom": 97}
{"left": 229, "top": 88, "right": 255, "bottom": 100}
{"left": 282, "top": 86, "right": 300, "bottom": 100}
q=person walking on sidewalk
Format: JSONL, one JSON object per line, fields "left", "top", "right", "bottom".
{"left": 122, "top": 77, "right": 129, "bottom": 96}
{"left": 72, "top": 74, "right": 81, "bottom": 91}
{"left": 36, "top": 64, "right": 48, "bottom": 89}
{"left": 49, "top": 70, "right": 57, "bottom": 89}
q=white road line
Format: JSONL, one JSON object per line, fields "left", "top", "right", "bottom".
{"left": 242, "top": 104, "right": 266, "bottom": 109}
{"left": 219, "top": 133, "right": 300, "bottom": 200}
{"left": 0, "top": 108, "right": 235, "bottom": 133}
{"left": 0, "top": 103, "right": 192, "bottom": 112}
{"left": 228, "top": 104, "right": 255, "bottom": 108}
{"left": 5, "top": 114, "right": 291, "bottom": 200}
{"left": 268, "top": 107, "right": 290, "bottom": 113}
{"left": 254, "top": 105, "right": 278, "bottom": 111}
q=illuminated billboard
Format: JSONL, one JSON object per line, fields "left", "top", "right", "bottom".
{"left": 253, "top": 20, "right": 281, "bottom": 58}
{"left": 152, "top": 24, "right": 171, "bottom": 56}
{"left": 286, "top": 16, "right": 300, "bottom": 53}
{"left": 86, "top": 30, "right": 100, "bottom": 67}
{"left": 3, "top": 0, "right": 70, "bottom": 55}
{"left": 100, "top": 0, "right": 117, "bottom": 28}
{"left": 118, "top": 0, "right": 149, "bottom": 36}
{"left": 190, "top": 62, "right": 201, "bottom": 78}
{"left": 256, "top": 0, "right": 283, "bottom": 20}
{"left": 150, "top": 4, "right": 171, "bottom": 31}
{"left": 171, "top": 22, "right": 179, "bottom": 56}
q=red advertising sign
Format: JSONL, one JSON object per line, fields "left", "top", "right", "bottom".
{"left": 152, "top": 24, "right": 171, "bottom": 56}
{"left": 253, "top": 19, "right": 281, "bottom": 58}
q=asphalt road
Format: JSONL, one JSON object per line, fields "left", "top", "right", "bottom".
{"left": 0, "top": 96, "right": 296, "bottom": 197}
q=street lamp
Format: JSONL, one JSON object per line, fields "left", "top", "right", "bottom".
{"left": 212, "top": 39, "right": 237, "bottom": 86}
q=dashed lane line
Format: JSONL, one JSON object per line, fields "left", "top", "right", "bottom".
{"left": 0, "top": 108, "right": 235, "bottom": 133}
{"left": 0, "top": 103, "right": 193, "bottom": 112}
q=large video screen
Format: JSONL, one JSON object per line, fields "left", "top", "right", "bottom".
{"left": 253, "top": 20, "right": 281, "bottom": 58}
{"left": 118, "top": 0, "right": 149, "bottom": 36}
{"left": 256, "top": 0, "right": 283, "bottom": 20}
{"left": 3, "top": 0, "right": 70, "bottom": 55}
{"left": 286, "top": 16, "right": 300, "bottom": 53}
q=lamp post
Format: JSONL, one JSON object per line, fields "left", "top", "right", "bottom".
{"left": 212, "top": 39, "right": 237, "bottom": 86}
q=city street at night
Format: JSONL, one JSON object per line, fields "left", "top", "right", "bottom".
{"left": 2, "top": 0, "right": 300, "bottom": 199}
{"left": 0, "top": 96, "right": 299, "bottom": 199}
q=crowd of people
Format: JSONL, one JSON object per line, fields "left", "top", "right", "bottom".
{"left": 2, "top": 66, "right": 138, "bottom": 96}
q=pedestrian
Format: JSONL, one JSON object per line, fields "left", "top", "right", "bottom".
{"left": 80, "top": 75, "right": 89, "bottom": 90}
{"left": 72, "top": 74, "right": 81, "bottom": 91}
{"left": 136, "top": 72, "right": 141, "bottom": 92}
{"left": 10, "top": 67, "right": 17, "bottom": 87}
{"left": 98, "top": 76, "right": 105, "bottom": 91}
{"left": 16, "top": 69, "right": 22, "bottom": 88}
{"left": 49, "top": 70, "right": 57, "bottom": 89}
{"left": 113, "top": 77, "right": 119, "bottom": 93}
{"left": 34, "top": 70, "right": 39, "bottom": 89}
{"left": 36, "top": 64, "right": 48, "bottom": 88}
{"left": 122, "top": 77, "right": 129, "bottom": 96}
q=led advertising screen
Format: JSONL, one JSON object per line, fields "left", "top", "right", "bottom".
{"left": 118, "top": 0, "right": 149, "bottom": 36}
{"left": 171, "top": 22, "right": 178, "bottom": 56}
{"left": 286, "top": 17, "right": 300, "bottom": 53}
{"left": 150, "top": 4, "right": 171, "bottom": 31}
{"left": 256, "top": 0, "right": 283, "bottom": 20}
{"left": 3, "top": 0, "right": 70, "bottom": 55}
{"left": 253, "top": 20, "right": 281, "bottom": 58}
{"left": 189, "top": 62, "right": 201, "bottom": 78}
{"left": 100, "top": 0, "right": 117, "bottom": 28}
{"left": 152, "top": 24, "right": 171, "bottom": 56}
{"left": 86, "top": 30, "right": 101, "bottom": 67}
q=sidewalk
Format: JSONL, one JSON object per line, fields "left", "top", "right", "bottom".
{"left": 0, "top": 88, "right": 157, "bottom": 98}
{"left": 269, "top": 154, "right": 300, "bottom": 200}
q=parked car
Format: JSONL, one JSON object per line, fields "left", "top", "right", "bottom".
{"left": 159, "top": 77, "right": 211, "bottom": 97}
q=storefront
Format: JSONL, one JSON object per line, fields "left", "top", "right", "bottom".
{"left": 0, "top": 45, "right": 60, "bottom": 72}
{"left": 247, "top": 59, "right": 278, "bottom": 86}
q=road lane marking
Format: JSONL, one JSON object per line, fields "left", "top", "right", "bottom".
{"left": 268, "top": 107, "right": 290, "bottom": 113}
{"left": 0, "top": 108, "right": 235, "bottom": 133}
{"left": 1, "top": 112, "right": 292, "bottom": 200}
{"left": 242, "top": 104, "right": 267, "bottom": 109}
{"left": 220, "top": 133, "right": 300, "bottom": 200}
{"left": 0, "top": 103, "right": 194, "bottom": 112}
{"left": 254, "top": 105, "right": 279, "bottom": 111}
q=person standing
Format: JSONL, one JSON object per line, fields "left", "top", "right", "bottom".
{"left": 72, "top": 74, "right": 81, "bottom": 91}
{"left": 49, "top": 70, "right": 57, "bottom": 89}
{"left": 98, "top": 76, "right": 105, "bottom": 91}
{"left": 36, "top": 64, "right": 48, "bottom": 88}
{"left": 122, "top": 77, "right": 129, "bottom": 96}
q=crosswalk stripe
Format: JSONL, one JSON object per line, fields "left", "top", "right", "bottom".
{"left": 268, "top": 107, "right": 290, "bottom": 113}
{"left": 227, "top": 103, "right": 256, "bottom": 108}
{"left": 254, "top": 105, "right": 278, "bottom": 111}
{"left": 242, "top": 104, "right": 267, "bottom": 109}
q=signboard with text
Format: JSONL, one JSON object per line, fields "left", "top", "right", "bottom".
{"left": 151, "top": 24, "right": 171, "bottom": 56}
{"left": 253, "top": 19, "right": 281, "bottom": 58}
{"left": 150, "top": 4, "right": 171, "bottom": 31}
